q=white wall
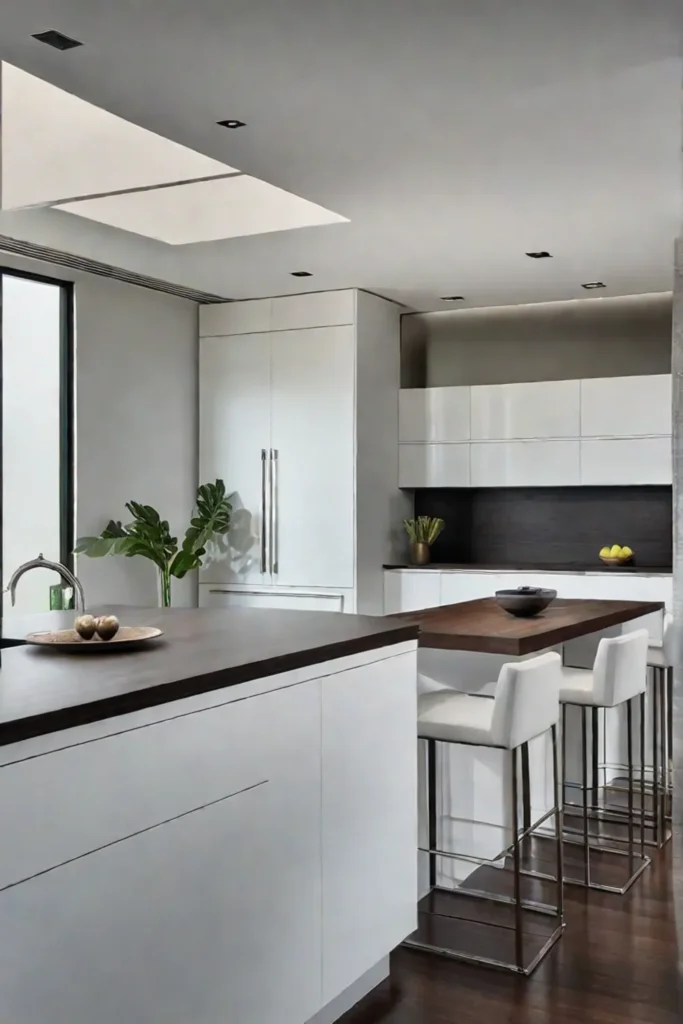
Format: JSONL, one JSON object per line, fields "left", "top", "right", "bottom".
{"left": 404, "top": 292, "right": 672, "bottom": 387}
{"left": 0, "top": 253, "right": 198, "bottom": 609}
{"left": 2, "top": 275, "right": 62, "bottom": 614}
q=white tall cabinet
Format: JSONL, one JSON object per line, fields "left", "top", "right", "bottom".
{"left": 199, "top": 290, "right": 409, "bottom": 614}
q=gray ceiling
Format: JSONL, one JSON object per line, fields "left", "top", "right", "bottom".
{"left": 0, "top": 0, "right": 681, "bottom": 310}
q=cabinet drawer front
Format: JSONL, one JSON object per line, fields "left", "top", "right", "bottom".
{"left": 199, "top": 299, "right": 272, "bottom": 336}
{"left": 0, "top": 682, "right": 318, "bottom": 890}
{"left": 0, "top": 770, "right": 321, "bottom": 1024}
{"left": 470, "top": 380, "right": 580, "bottom": 440}
{"left": 399, "top": 387, "right": 470, "bottom": 442}
{"left": 470, "top": 440, "right": 580, "bottom": 486}
{"left": 384, "top": 571, "right": 441, "bottom": 613}
{"left": 200, "top": 586, "right": 346, "bottom": 612}
{"left": 580, "top": 374, "right": 672, "bottom": 437}
{"left": 270, "top": 290, "right": 354, "bottom": 330}
{"left": 580, "top": 437, "right": 672, "bottom": 484}
{"left": 399, "top": 443, "right": 470, "bottom": 487}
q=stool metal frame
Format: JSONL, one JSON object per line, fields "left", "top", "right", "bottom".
{"left": 404, "top": 727, "right": 565, "bottom": 976}
{"left": 560, "top": 694, "right": 650, "bottom": 894}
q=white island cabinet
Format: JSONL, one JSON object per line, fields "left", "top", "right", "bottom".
{"left": 0, "top": 632, "right": 418, "bottom": 1024}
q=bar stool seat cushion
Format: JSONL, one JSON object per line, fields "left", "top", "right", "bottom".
{"left": 559, "top": 667, "right": 597, "bottom": 706}
{"left": 647, "top": 646, "right": 668, "bottom": 669}
{"left": 418, "top": 691, "right": 495, "bottom": 746}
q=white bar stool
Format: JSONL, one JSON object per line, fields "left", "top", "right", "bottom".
{"left": 560, "top": 629, "right": 650, "bottom": 893}
{"left": 404, "top": 651, "right": 564, "bottom": 976}
{"left": 647, "top": 611, "right": 673, "bottom": 842}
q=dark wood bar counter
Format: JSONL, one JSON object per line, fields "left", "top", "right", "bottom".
{"left": 395, "top": 597, "right": 664, "bottom": 655}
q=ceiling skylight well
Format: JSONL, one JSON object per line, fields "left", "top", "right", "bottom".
{"left": 1, "top": 63, "right": 238, "bottom": 210}
{"left": 55, "top": 175, "right": 349, "bottom": 244}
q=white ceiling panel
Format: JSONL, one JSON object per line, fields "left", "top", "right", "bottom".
{"left": 0, "top": 63, "right": 238, "bottom": 210}
{"left": 55, "top": 175, "right": 349, "bottom": 244}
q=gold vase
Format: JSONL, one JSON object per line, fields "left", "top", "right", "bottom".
{"left": 411, "top": 541, "right": 430, "bottom": 566}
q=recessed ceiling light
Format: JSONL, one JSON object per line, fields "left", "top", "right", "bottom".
{"left": 581, "top": 281, "right": 606, "bottom": 290}
{"left": 441, "top": 295, "right": 465, "bottom": 301}
{"left": 217, "top": 119, "right": 246, "bottom": 129}
{"left": 291, "top": 270, "right": 312, "bottom": 277}
{"left": 526, "top": 251, "right": 552, "bottom": 259}
{"left": 32, "top": 29, "right": 83, "bottom": 50}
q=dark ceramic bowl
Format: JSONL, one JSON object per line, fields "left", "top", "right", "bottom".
{"left": 494, "top": 586, "right": 557, "bottom": 618}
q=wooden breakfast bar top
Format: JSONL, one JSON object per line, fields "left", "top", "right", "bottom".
{"left": 395, "top": 597, "right": 664, "bottom": 656}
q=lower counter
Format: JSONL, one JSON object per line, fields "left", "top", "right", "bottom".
{"left": 0, "top": 638, "right": 418, "bottom": 1024}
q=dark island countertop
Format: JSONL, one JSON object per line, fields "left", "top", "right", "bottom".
{"left": 392, "top": 596, "right": 664, "bottom": 656}
{"left": 0, "top": 606, "right": 418, "bottom": 747}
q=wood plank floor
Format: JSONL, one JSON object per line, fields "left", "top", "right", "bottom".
{"left": 340, "top": 840, "right": 683, "bottom": 1024}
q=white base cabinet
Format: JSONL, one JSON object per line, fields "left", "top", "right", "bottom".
{"left": 0, "top": 643, "right": 418, "bottom": 1024}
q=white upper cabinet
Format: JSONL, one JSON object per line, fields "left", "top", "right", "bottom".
{"left": 399, "top": 387, "right": 470, "bottom": 442}
{"left": 399, "top": 443, "right": 470, "bottom": 488}
{"left": 200, "top": 291, "right": 355, "bottom": 337}
{"left": 270, "top": 290, "right": 355, "bottom": 331}
{"left": 470, "top": 440, "right": 580, "bottom": 487}
{"left": 580, "top": 374, "right": 671, "bottom": 438}
{"left": 199, "top": 299, "right": 272, "bottom": 337}
{"left": 580, "top": 437, "right": 672, "bottom": 485}
{"left": 470, "top": 380, "right": 580, "bottom": 440}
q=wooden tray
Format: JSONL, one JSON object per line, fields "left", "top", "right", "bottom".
{"left": 24, "top": 625, "right": 164, "bottom": 653}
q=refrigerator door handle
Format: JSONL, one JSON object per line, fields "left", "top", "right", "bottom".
{"left": 260, "top": 449, "right": 268, "bottom": 574}
{"left": 270, "top": 449, "right": 279, "bottom": 575}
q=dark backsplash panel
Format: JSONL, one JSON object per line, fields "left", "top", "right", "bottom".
{"left": 414, "top": 486, "right": 672, "bottom": 569}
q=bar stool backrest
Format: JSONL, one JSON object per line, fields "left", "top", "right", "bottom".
{"left": 490, "top": 651, "right": 562, "bottom": 750}
{"left": 662, "top": 611, "right": 675, "bottom": 667}
{"left": 592, "top": 629, "right": 649, "bottom": 707}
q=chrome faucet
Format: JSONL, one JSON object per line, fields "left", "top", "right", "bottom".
{"left": 6, "top": 554, "right": 86, "bottom": 612}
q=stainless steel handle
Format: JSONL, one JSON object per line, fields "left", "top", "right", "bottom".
{"left": 260, "top": 449, "right": 268, "bottom": 574}
{"left": 270, "top": 449, "right": 279, "bottom": 575}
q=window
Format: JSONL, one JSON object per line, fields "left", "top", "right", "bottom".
{"left": 1, "top": 268, "right": 74, "bottom": 613}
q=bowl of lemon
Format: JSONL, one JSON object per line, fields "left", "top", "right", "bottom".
{"left": 599, "top": 544, "right": 633, "bottom": 566}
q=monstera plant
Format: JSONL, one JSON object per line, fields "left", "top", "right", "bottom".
{"left": 75, "top": 480, "right": 232, "bottom": 606}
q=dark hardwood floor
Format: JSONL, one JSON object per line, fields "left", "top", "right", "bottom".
{"left": 340, "top": 840, "right": 683, "bottom": 1024}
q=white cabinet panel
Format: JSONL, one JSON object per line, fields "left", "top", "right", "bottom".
{"left": 0, "top": 681, "right": 318, "bottom": 891}
{"left": 470, "top": 380, "right": 580, "bottom": 440}
{"left": 270, "top": 289, "right": 355, "bottom": 331}
{"left": 470, "top": 440, "right": 580, "bottom": 487}
{"left": 0, "top": 770, "right": 321, "bottom": 1024}
{"left": 199, "top": 332, "right": 272, "bottom": 585}
{"left": 383, "top": 570, "right": 441, "bottom": 613}
{"left": 580, "top": 374, "right": 672, "bottom": 438}
{"left": 199, "top": 585, "right": 346, "bottom": 612}
{"left": 199, "top": 299, "right": 272, "bottom": 337}
{"left": 399, "top": 387, "right": 470, "bottom": 442}
{"left": 580, "top": 437, "right": 672, "bottom": 485}
{"left": 440, "top": 572, "right": 500, "bottom": 605}
{"left": 322, "top": 651, "right": 417, "bottom": 1003}
{"left": 399, "top": 443, "right": 470, "bottom": 488}
{"left": 271, "top": 326, "right": 355, "bottom": 588}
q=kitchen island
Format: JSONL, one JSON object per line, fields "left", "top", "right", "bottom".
{"left": 0, "top": 607, "right": 419, "bottom": 1024}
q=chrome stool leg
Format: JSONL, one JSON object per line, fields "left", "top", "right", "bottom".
{"left": 405, "top": 733, "right": 564, "bottom": 975}
{"left": 562, "top": 696, "right": 650, "bottom": 894}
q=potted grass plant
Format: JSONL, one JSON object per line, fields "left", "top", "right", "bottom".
{"left": 403, "top": 516, "right": 445, "bottom": 566}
